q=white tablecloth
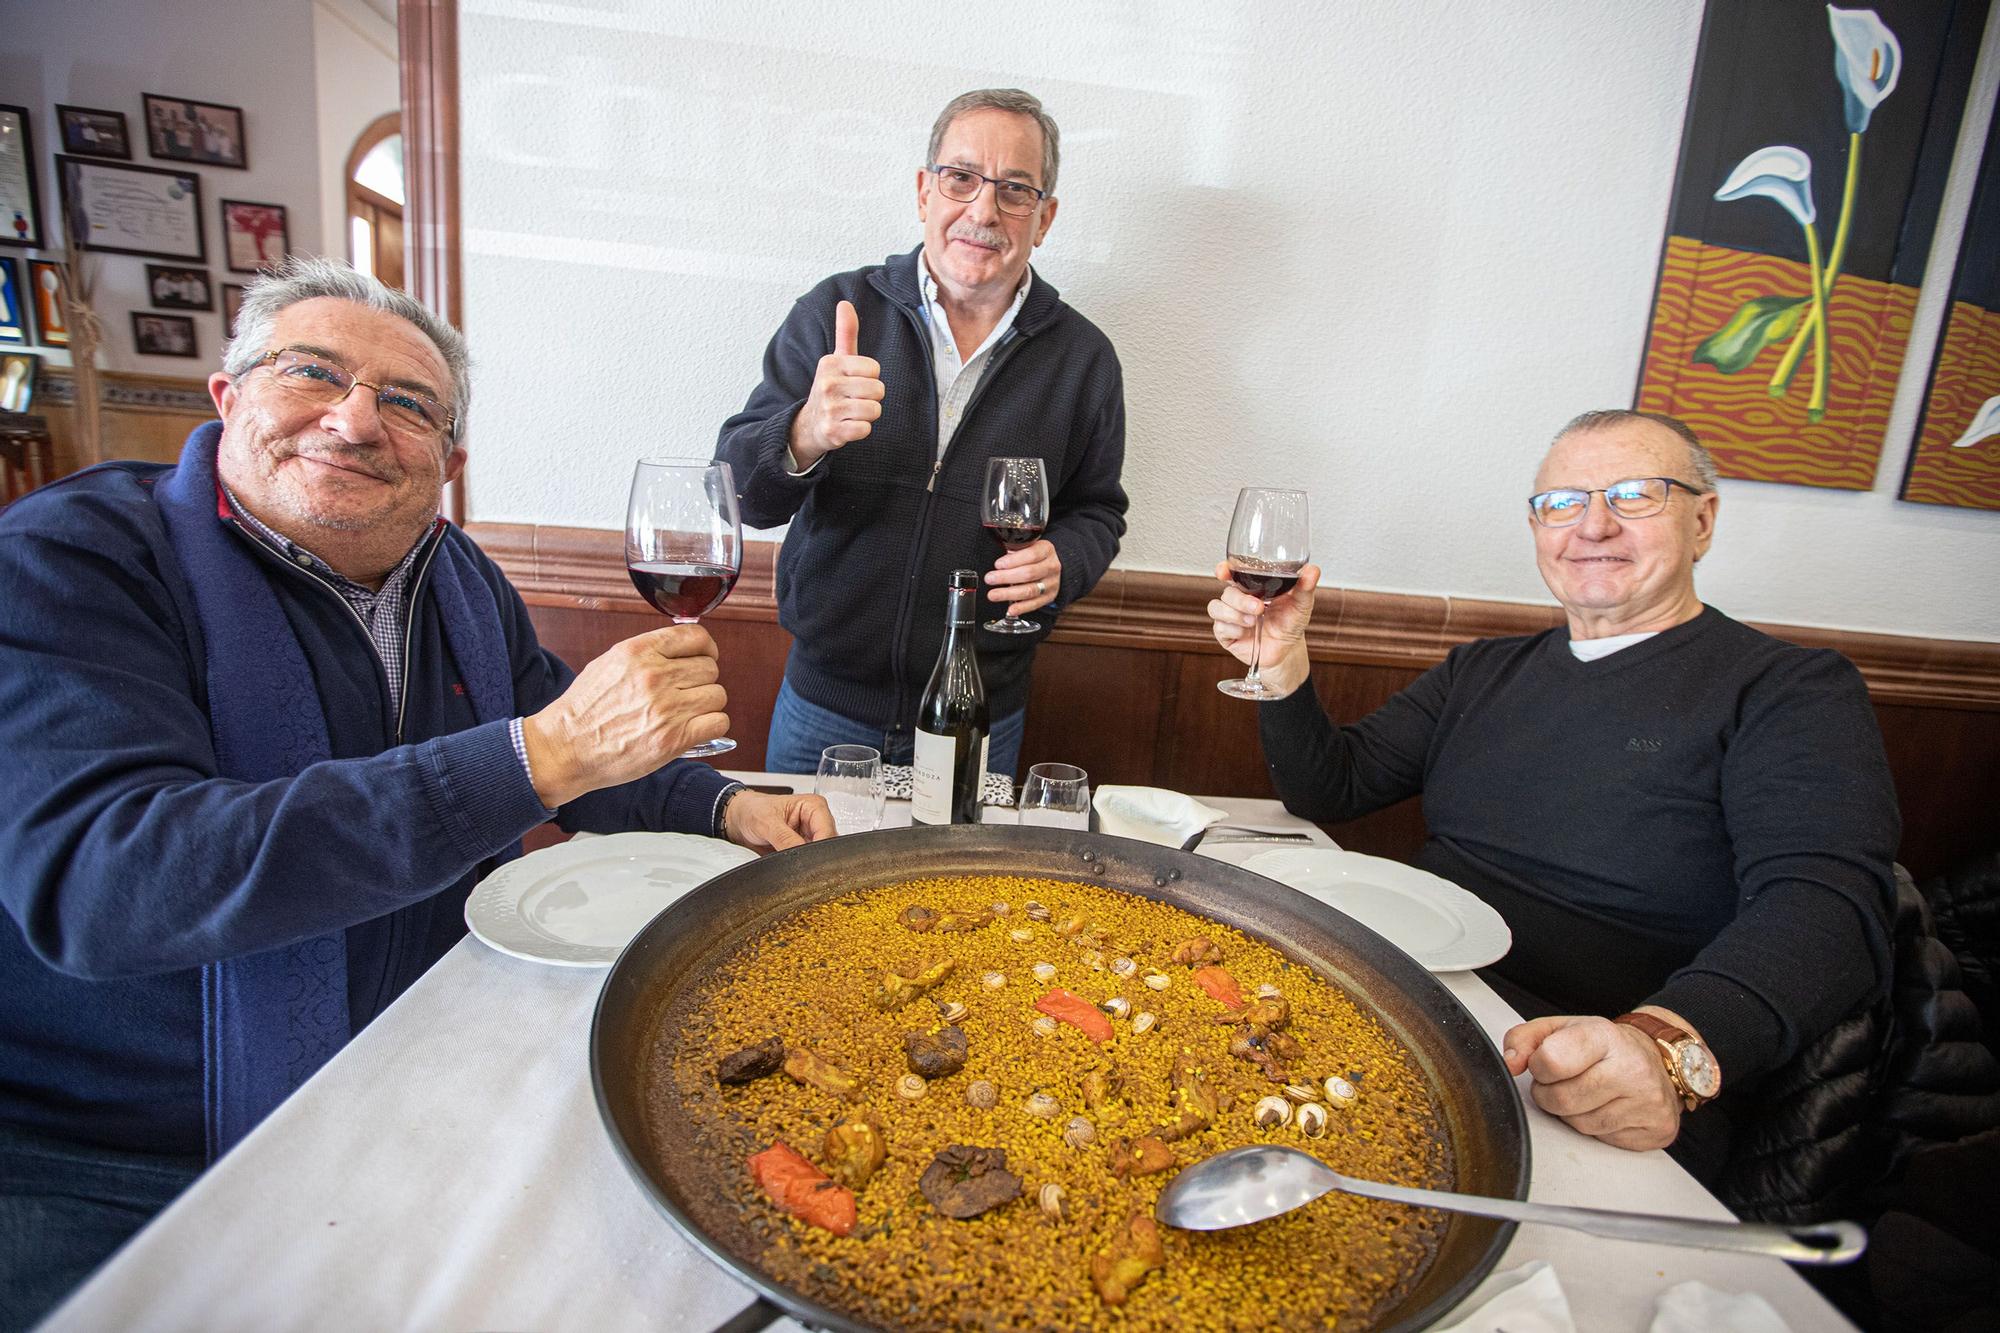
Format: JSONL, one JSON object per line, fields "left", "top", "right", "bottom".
{"left": 45, "top": 779, "right": 1851, "bottom": 1332}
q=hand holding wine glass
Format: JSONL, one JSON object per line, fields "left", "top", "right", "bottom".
{"left": 1216, "top": 487, "right": 1311, "bottom": 700}
{"left": 626, "top": 458, "right": 743, "bottom": 757}
{"left": 981, "top": 457, "right": 1052, "bottom": 634}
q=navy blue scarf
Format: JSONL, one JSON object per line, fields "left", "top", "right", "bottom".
{"left": 155, "top": 422, "right": 514, "bottom": 1158}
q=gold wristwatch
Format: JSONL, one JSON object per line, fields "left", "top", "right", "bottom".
{"left": 1613, "top": 1012, "right": 1720, "bottom": 1110}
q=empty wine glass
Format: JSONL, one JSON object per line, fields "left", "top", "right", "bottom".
{"left": 625, "top": 458, "right": 741, "bottom": 757}
{"left": 1018, "top": 763, "right": 1090, "bottom": 829}
{"left": 1218, "top": 487, "right": 1310, "bottom": 700}
{"left": 982, "top": 457, "right": 1050, "bottom": 634}
{"left": 815, "top": 745, "right": 884, "bottom": 835}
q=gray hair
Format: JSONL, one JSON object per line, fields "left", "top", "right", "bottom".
{"left": 1554, "top": 409, "right": 1718, "bottom": 492}
{"left": 926, "top": 89, "right": 1061, "bottom": 198}
{"left": 222, "top": 255, "right": 470, "bottom": 443}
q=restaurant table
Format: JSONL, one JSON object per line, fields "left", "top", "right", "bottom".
{"left": 44, "top": 775, "right": 1852, "bottom": 1332}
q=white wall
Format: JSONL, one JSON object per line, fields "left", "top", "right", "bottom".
{"left": 4, "top": 0, "right": 324, "bottom": 374}
{"left": 313, "top": 0, "right": 401, "bottom": 272}
{"left": 458, "top": 0, "right": 2000, "bottom": 642}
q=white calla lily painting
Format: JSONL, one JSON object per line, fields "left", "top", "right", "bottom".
{"left": 1636, "top": 2, "right": 1989, "bottom": 497}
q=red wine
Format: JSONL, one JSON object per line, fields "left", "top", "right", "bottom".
{"left": 628, "top": 561, "right": 738, "bottom": 620}
{"left": 913, "top": 570, "right": 989, "bottom": 826}
{"left": 1229, "top": 564, "right": 1301, "bottom": 601}
{"left": 984, "top": 520, "right": 1045, "bottom": 553}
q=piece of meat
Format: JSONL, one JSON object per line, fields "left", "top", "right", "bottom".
{"left": 873, "top": 957, "right": 956, "bottom": 1011}
{"left": 1108, "top": 1135, "right": 1175, "bottom": 1177}
{"left": 1080, "top": 1065, "right": 1126, "bottom": 1111}
{"left": 938, "top": 908, "right": 995, "bottom": 933}
{"left": 1190, "top": 965, "right": 1245, "bottom": 1010}
{"left": 1168, "top": 937, "right": 1223, "bottom": 966}
{"left": 1227, "top": 1024, "right": 1290, "bottom": 1083}
{"left": 1152, "top": 1052, "right": 1218, "bottom": 1142}
{"left": 1225, "top": 996, "right": 1291, "bottom": 1030}
{"left": 715, "top": 1035, "right": 785, "bottom": 1085}
{"left": 821, "top": 1117, "right": 887, "bottom": 1190}
{"left": 898, "top": 905, "right": 941, "bottom": 933}
{"left": 783, "top": 1047, "right": 862, "bottom": 1102}
{"left": 1090, "top": 1213, "right": 1166, "bottom": 1306}
{"left": 918, "top": 1145, "right": 1023, "bottom": 1219}
{"left": 748, "top": 1140, "right": 857, "bottom": 1237}
{"left": 1034, "top": 987, "right": 1113, "bottom": 1043}
{"left": 902, "top": 1026, "right": 969, "bottom": 1078}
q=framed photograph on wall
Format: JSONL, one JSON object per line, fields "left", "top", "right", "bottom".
{"left": 0, "top": 257, "right": 25, "bottom": 345}
{"left": 142, "top": 94, "right": 247, "bottom": 169}
{"left": 1, "top": 349, "right": 37, "bottom": 413}
{"left": 0, "top": 106, "right": 45, "bottom": 248}
{"left": 26, "top": 260, "right": 68, "bottom": 346}
{"left": 132, "top": 311, "right": 199, "bottom": 358}
{"left": 56, "top": 156, "right": 204, "bottom": 261}
{"left": 56, "top": 105, "right": 132, "bottom": 160}
{"left": 145, "top": 263, "right": 214, "bottom": 311}
{"left": 221, "top": 282, "right": 247, "bottom": 337}
{"left": 221, "top": 199, "right": 288, "bottom": 273}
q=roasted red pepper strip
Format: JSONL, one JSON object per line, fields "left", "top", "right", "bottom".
{"left": 1190, "top": 965, "right": 1245, "bottom": 1010}
{"left": 1035, "top": 987, "right": 1114, "bottom": 1043}
{"left": 748, "top": 1140, "right": 857, "bottom": 1236}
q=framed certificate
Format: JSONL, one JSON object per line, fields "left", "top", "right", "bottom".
{"left": 57, "top": 155, "right": 205, "bottom": 262}
{"left": 0, "top": 106, "right": 45, "bottom": 249}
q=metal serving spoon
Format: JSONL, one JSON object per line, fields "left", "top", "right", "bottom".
{"left": 1154, "top": 1145, "right": 1866, "bottom": 1265}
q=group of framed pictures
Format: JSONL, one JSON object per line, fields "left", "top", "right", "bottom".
{"left": 2, "top": 98, "right": 281, "bottom": 370}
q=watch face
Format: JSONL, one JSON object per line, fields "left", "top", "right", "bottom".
{"left": 1678, "top": 1044, "right": 1720, "bottom": 1099}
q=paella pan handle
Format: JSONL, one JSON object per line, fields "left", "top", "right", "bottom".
{"left": 708, "top": 1295, "right": 785, "bottom": 1333}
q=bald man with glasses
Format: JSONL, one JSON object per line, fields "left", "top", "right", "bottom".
{"left": 1206, "top": 409, "right": 1899, "bottom": 1184}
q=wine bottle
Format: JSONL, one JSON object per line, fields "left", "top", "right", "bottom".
{"left": 912, "top": 569, "right": 990, "bottom": 826}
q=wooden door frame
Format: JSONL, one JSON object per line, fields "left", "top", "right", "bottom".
{"left": 398, "top": 0, "right": 465, "bottom": 524}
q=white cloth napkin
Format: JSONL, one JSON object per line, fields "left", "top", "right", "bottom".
{"left": 1090, "top": 785, "right": 1227, "bottom": 846}
{"left": 1433, "top": 1262, "right": 1575, "bottom": 1333}
{"left": 1650, "top": 1280, "right": 1794, "bottom": 1333}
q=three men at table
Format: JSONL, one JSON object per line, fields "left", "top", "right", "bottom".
{"left": 0, "top": 257, "right": 832, "bottom": 1328}
{"left": 717, "top": 88, "right": 1129, "bottom": 776}
{"left": 1207, "top": 409, "right": 1899, "bottom": 1179}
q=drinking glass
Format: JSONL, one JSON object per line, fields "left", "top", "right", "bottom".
{"left": 814, "top": 745, "right": 884, "bottom": 835}
{"left": 982, "top": 457, "right": 1051, "bottom": 634}
{"left": 1018, "top": 763, "right": 1090, "bottom": 829}
{"left": 1218, "top": 486, "right": 1310, "bottom": 700}
{"left": 625, "top": 457, "right": 742, "bottom": 757}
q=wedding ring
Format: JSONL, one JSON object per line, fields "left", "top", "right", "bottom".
{"left": 1036, "top": 580, "right": 1047, "bottom": 595}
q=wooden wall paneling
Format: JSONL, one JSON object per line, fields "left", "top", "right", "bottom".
{"left": 1870, "top": 702, "right": 2000, "bottom": 883}
{"left": 474, "top": 526, "right": 2000, "bottom": 881}
{"left": 1018, "top": 642, "right": 1171, "bottom": 784}
{"left": 398, "top": 0, "right": 464, "bottom": 524}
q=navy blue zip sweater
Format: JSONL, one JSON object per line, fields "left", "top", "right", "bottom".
{"left": 0, "top": 449, "right": 732, "bottom": 1156}
{"left": 716, "top": 247, "right": 1128, "bottom": 731}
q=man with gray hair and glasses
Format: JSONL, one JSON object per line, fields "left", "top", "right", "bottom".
{"left": 0, "top": 256, "right": 830, "bottom": 1328}
{"left": 718, "top": 87, "right": 1128, "bottom": 779}
{"left": 1206, "top": 409, "right": 1898, "bottom": 1184}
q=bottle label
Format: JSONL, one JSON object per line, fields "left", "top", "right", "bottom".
{"left": 911, "top": 729, "right": 956, "bottom": 825}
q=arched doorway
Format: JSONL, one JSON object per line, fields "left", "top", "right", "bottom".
{"left": 345, "top": 111, "right": 405, "bottom": 289}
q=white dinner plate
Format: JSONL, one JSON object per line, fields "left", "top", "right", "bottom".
{"left": 465, "top": 832, "right": 757, "bottom": 967}
{"left": 1239, "top": 847, "right": 1512, "bottom": 972}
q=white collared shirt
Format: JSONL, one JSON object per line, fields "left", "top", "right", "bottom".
{"left": 916, "top": 249, "right": 1032, "bottom": 459}
{"left": 1569, "top": 630, "right": 1659, "bottom": 661}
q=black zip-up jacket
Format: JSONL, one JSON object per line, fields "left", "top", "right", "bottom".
{"left": 716, "top": 247, "right": 1128, "bottom": 733}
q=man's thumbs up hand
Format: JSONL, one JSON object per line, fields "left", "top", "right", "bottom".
{"left": 791, "top": 298, "right": 884, "bottom": 470}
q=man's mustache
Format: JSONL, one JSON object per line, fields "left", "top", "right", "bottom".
{"left": 948, "top": 223, "right": 1007, "bottom": 248}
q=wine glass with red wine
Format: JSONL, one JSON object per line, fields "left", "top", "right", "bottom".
{"left": 982, "top": 456, "right": 1051, "bottom": 634}
{"left": 625, "top": 457, "right": 742, "bottom": 757}
{"left": 1218, "top": 486, "right": 1310, "bottom": 700}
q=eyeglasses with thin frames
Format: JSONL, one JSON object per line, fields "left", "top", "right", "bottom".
{"left": 244, "top": 347, "right": 457, "bottom": 444}
{"left": 1528, "top": 477, "right": 1706, "bottom": 527}
{"left": 928, "top": 164, "right": 1048, "bottom": 217}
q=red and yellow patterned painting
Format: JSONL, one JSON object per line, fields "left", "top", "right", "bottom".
{"left": 1901, "top": 113, "right": 2000, "bottom": 509}
{"left": 1635, "top": 0, "right": 1989, "bottom": 489}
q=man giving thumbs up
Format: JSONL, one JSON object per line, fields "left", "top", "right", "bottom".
{"left": 716, "top": 88, "right": 1128, "bottom": 779}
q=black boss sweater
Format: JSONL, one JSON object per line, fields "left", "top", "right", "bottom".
{"left": 1260, "top": 606, "right": 1900, "bottom": 1085}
